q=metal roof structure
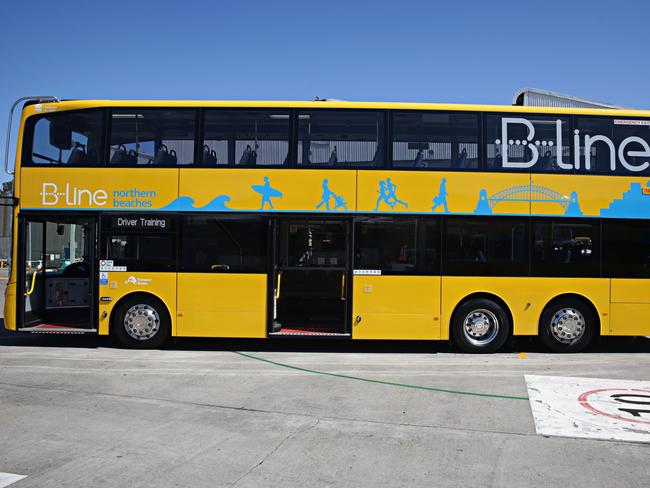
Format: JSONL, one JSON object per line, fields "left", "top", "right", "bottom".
{"left": 512, "top": 87, "right": 629, "bottom": 110}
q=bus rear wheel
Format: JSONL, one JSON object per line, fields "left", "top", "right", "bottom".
{"left": 539, "top": 298, "right": 595, "bottom": 353}
{"left": 451, "top": 298, "right": 510, "bottom": 353}
{"left": 112, "top": 295, "right": 170, "bottom": 349}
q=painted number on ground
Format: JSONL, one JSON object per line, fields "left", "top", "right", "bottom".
{"left": 525, "top": 375, "right": 650, "bottom": 443}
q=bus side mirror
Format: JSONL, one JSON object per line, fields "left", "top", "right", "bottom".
{"left": 49, "top": 120, "right": 73, "bottom": 150}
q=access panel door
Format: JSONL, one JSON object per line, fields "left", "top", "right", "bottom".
{"left": 351, "top": 216, "right": 442, "bottom": 340}
{"left": 175, "top": 215, "right": 269, "bottom": 338}
{"left": 609, "top": 279, "right": 650, "bottom": 336}
{"left": 352, "top": 275, "right": 441, "bottom": 340}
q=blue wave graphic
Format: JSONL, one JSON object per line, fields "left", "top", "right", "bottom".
{"left": 161, "top": 195, "right": 232, "bottom": 211}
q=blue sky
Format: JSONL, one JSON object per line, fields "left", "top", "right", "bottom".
{"left": 1, "top": 0, "right": 649, "bottom": 181}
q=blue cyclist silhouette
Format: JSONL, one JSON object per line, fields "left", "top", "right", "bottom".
{"left": 252, "top": 176, "right": 282, "bottom": 210}
{"left": 431, "top": 178, "right": 449, "bottom": 213}
{"left": 317, "top": 178, "right": 348, "bottom": 211}
{"left": 374, "top": 178, "right": 407, "bottom": 211}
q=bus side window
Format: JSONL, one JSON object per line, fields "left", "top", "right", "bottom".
{"left": 391, "top": 111, "right": 478, "bottom": 170}
{"left": 297, "top": 110, "right": 385, "bottom": 168}
{"left": 109, "top": 109, "right": 196, "bottom": 166}
{"left": 26, "top": 110, "right": 104, "bottom": 166}
{"left": 203, "top": 110, "right": 290, "bottom": 166}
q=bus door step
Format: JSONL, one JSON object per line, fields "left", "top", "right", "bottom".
{"left": 19, "top": 324, "right": 97, "bottom": 334}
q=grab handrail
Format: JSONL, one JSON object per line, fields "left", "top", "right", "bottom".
{"left": 24, "top": 268, "right": 39, "bottom": 296}
{"left": 5, "top": 96, "right": 59, "bottom": 175}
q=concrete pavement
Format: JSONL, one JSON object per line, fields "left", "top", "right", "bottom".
{"left": 0, "top": 333, "right": 649, "bottom": 487}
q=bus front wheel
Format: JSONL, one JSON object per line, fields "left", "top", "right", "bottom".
{"left": 539, "top": 298, "right": 595, "bottom": 353}
{"left": 451, "top": 298, "right": 510, "bottom": 353}
{"left": 112, "top": 295, "right": 170, "bottom": 349}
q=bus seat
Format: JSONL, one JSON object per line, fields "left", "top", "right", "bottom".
{"left": 328, "top": 146, "right": 338, "bottom": 165}
{"left": 67, "top": 143, "right": 86, "bottom": 164}
{"left": 539, "top": 150, "right": 552, "bottom": 171}
{"left": 154, "top": 145, "right": 170, "bottom": 164}
{"left": 371, "top": 146, "right": 383, "bottom": 167}
{"left": 239, "top": 145, "right": 253, "bottom": 164}
{"left": 457, "top": 148, "right": 468, "bottom": 168}
{"left": 414, "top": 149, "right": 424, "bottom": 166}
{"left": 110, "top": 144, "right": 128, "bottom": 164}
{"left": 203, "top": 145, "right": 218, "bottom": 164}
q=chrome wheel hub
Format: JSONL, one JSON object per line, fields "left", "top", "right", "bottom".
{"left": 550, "top": 308, "right": 585, "bottom": 344}
{"left": 124, "top": 304, "right": 160, "bottom": 341}
{"left": 463, "top": 309, "right": 499, "bottom": 346}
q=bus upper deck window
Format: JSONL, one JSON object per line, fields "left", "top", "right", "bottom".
{"left": 109, "top": 110, "right": 196, "bottom": 166}
{"left": 27, "top": 110, "right": 104, "bottom": 165}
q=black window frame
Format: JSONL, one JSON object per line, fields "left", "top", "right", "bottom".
{"left": 295, "top": 108, "right": 389, "bottom": 170}
{"left": 99, "top": 214, "right": 178, "bottom": 272}
{"left": 389, "top": 110, "right": 481, "bottom": 171}
{"left": 484, "top": 111, "right": 574, "bottom": 174}
{"left": 602, "top": 218, "right": 650, "bottom": 278}
{"left": 108, "top": 107, "right": 199, "bottom": 167}
{"left": 179, "top": 214, "right": 270, "bottom": 273}
{"left": 441, "top": 215, "right": 529, "bottom": 277}
{"left": 530, "top": 217, "right": 601, "bottom": 278}
{"left": 21, "top": 108, "right": 108, "bottom": 168}
{"left": 354, "top": 215, "right": 441, "bottom": 276}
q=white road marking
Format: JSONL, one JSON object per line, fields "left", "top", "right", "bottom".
{"left": 0, "top": 472, "right": 26, "bottom": 487}
{"left": 525, "top": 375, "right": 650, "bottom": 443}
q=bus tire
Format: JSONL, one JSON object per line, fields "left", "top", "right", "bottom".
{"left": 451, "top": 298, "right": 510, "bottom": 353}
{"left": 539, "top": 298, "right": 595, "bottom": 353}
{"left": 112, "top": 295, "right": 170, "bottom": 349}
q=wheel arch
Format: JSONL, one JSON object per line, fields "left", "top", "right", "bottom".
{"left": 109, "top": 291, "right": 173, "bottom": 336}
{"left": 538, "top": 293, "right": 601, "bottom": 337}
{"left": 449, "top": 291, "right": 514, "bottom": 338}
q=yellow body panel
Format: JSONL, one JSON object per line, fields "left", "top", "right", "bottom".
{"left": 98, "top": 272, "right": 177, "bottom": 336}
{"left": 21, "top": 99, "right": 650, "bottom": 119}
{"left": 352, "top": 275, "right": 441, "bottom": 340}
{"left": 3, "top": 282, "right": 17, "bottom": 330}
{"left": 531, "top": 174, "right": 649, "bottom": 217}
{"left": 20, "top": 168, "right": 179, "bottom": 211}
{"left": 609, "top": 279, "right": 650, "bottom": 335}
{"left": 176, "top": 274, "right": 267, "bottom": 338}
{"left": 179, "top": 169, "right": 356, "bottom": 213}
{"left": 440, "top": 277, "right": 611, "bottom": 338}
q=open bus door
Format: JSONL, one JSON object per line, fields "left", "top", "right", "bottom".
{"left": 18, "top": 216, "right": 97, "bottom": 332}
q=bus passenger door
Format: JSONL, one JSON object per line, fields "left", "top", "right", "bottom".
{"left": 271, "top": 219, "right": 350, "bottom": 336}
{"left": 18, "top": 217, "right": 97, "bottom": 332}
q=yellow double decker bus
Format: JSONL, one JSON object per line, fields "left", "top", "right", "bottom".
{"left": 3, "top": 97, "right": 650, "bottom": 352}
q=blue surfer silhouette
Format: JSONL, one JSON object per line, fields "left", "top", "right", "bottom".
{"left": 252, "top": 176, "right": 282, "bottom": 210}
{"left": 431, "top": 178, "right": 449, "bottom": 213}
{"left": 316, "top": 178, "right": 348, "bottom": 211}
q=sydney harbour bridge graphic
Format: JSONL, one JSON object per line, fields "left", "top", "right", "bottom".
{"left": 473, "top": 181, "right": 583, "bottom": 216}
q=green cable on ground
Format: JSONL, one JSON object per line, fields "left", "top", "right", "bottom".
{"left": 232, "top": 351, "right": 529, "bottom": 401}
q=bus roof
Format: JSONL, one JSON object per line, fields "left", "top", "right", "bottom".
{"left": 22, "top": 98, "right": 650, "bottom": 119}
